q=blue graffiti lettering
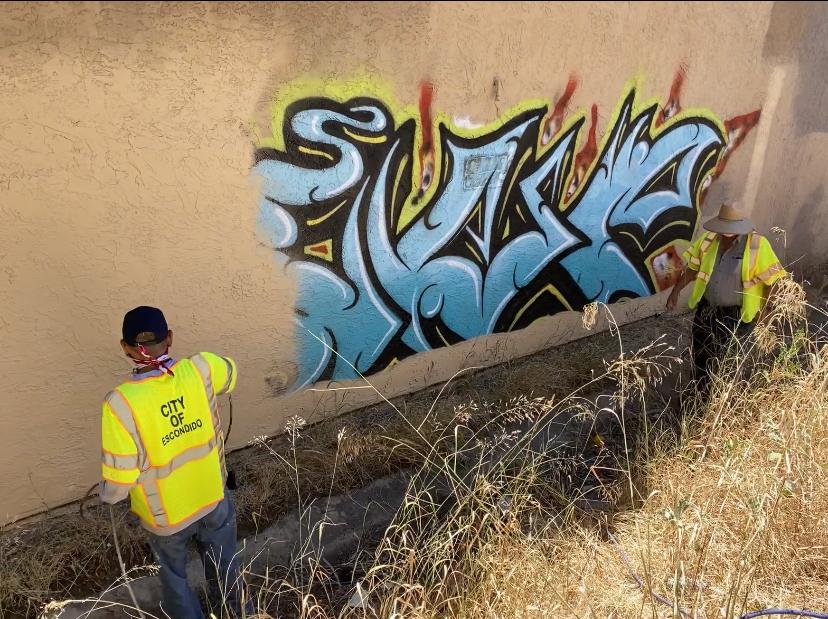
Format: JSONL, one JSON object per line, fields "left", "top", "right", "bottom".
{"left": 254, "top": 84, "right": 735, "bottom": 389}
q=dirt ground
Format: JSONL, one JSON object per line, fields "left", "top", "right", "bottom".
{"left": 6, "top": 262, "right": 828, "bottom": 619}
{"left": 0, "top": 307, "right": 695, "bottom": 618}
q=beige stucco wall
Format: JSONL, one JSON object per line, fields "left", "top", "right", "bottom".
{"left": 1, "top": 1, "right": 824, "bottom": 524}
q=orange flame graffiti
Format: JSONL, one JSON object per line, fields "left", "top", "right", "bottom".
{"left": 656, "top": 64, "right": 687, "bottom": 127}
{"left": 415, "top": 80, "right": 435, "bottom": 203}
{"left": 542, "top": 74, "right": 578, "bottom": 145}
{"left": 566, "top": 103, "right": 599, "bottom": 200}
{"left": 716, "top": 109, "right": 762, "bottom": 177}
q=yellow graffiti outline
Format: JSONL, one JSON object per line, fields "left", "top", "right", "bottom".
{"left": 342, "top": 127, "right": 388, "bottom": 144}
{"left": 464, "top": 241, "right": 484, "bottom": 264}
{"left": 306, "top": 199, "right": 348, "bottom": 226}
{"left": 298, "top": 145, "right": 334, "bottom": 162}
{"left": 465, "top": 201, "right": 482, "bottom": 231}
{"left": 303, "top": 239, "right": 334, "bottom": 262}
{"left": 434, "top": 325, "right": 452, "bottom": 348}
{"left": 497, "top": 147, "right": 533, "bottom": 231}
{"left": 258, "top": 73, "right": 728, "bottom": 280}
{"left": 642, "top": 159, "right": 678, "bottom": 195}
{"left": 559, "top": 73, "right": 726, "bottom": 211}
{"left": 257, "top": 73, "right": 407, "bottom": 152}
{"left": 508, "top": 283, "right": 573, "bottom": 331}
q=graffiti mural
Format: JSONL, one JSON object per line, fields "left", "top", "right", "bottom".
{"left": 255, "top": 71, "right": 760, "bottom": 389}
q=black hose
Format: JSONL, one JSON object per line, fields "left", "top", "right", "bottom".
{"left": 79, "top": 482, "right": 100, "bottom": 520}
{"left": 225, "top": 394, "right": 237, "bottom": 490}
{"left": 226, "top": 393, "right": 234, "bottom": 444}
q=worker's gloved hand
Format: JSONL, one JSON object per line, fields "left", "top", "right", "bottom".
{"left": 79, "top": 483, "right": 104, "bottom": 519}
{"left": 99, "top": 480, "right": 130, "bottom": 505}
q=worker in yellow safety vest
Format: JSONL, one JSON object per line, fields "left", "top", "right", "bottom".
{"left": 666, "top": 202, "right": 786, "bottom": 396}
{"left": 100, "top": 306, "right": 249, "bottom": 619}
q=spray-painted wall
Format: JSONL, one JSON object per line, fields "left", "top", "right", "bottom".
{"left": 254, "top": 75, "right": 760, "bottom": 389}
{"left": 1, "top": 1, "right": 825, "bottom": 523}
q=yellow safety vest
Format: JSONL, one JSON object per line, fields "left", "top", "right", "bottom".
{"left": 683, "top": 231, "right": 786, "bottom": 323}
{"left": 101, "top": 352, "right": 237, "bottom": 535}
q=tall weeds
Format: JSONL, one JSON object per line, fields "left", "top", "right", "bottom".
{"left": 36, "top": 277, "right": 828, "bottom": 618}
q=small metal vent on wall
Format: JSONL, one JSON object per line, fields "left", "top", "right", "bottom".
{"left": 463, "top": 154, "right": 509, "bottom": 190}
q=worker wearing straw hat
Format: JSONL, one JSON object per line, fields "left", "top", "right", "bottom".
{"left": 667, "top": 202, "right": 786, "bottom": 394}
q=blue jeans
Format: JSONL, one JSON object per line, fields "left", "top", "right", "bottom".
{"left": 148, "top": 493, "right": 248, "bottom": 619}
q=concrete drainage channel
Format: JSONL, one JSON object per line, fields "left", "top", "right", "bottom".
{"left": 27, "top": 300, "right": 828, "bottom": 619}
{"left": 41, "top": 368, "right": 681, "bottom": 618}
{"left": 41, "top": 473, "right": 412, "bottom": 619}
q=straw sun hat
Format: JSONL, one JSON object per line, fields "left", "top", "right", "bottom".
{"left": 702, "top": 202, "right": 755, "bottom": 235}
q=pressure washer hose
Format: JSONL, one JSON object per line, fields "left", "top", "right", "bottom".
{"left": 109, "top": 505, "right": 147, "bottom": 619}
{"left": 609, "top": 530, "right": 828, "bottom": 619}
{"left": 92, "top": 393, "right": 234, "bottom": 619}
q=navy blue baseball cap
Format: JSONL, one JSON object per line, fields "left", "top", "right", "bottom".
{"left": 122, "top": 306, "right": 169, "bottom": 345}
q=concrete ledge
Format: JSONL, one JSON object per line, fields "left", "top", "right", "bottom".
{"left": 41, "top": 473, "right": 410, "bottom": 619}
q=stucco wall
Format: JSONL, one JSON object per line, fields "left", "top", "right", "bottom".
{"left": 1, "top": 1, "right": 824, "bottom": 524}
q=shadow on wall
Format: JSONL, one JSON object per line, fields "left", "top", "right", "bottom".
{"left": 761, "top": 0, "right": 828, "bottom": 269}
{"left": 253, "top": 69, "right": 762, "bottom": 391}
{"left": 788, "top": 184, "right": 826, "bottom": 269}
{"left": 763, "top": 0, "right": 828, "bottom": 137}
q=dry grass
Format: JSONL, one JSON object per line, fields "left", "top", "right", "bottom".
{"left": 240, "top": 278, "right": 828, "bottom": 619}
{"left": 11, "top": 287, "right": 823, "bottom": 619}
{"left": 230, "top": 311, "right": 641, "bottom": 539}
{"left": 0, "top": 302, "right": 662, "bottom": 618}
{"left": 0, "top": 506, "right": 147, "bottom": 618}
{"left": 348, "top": 282, "right": 826, "bottom": 619}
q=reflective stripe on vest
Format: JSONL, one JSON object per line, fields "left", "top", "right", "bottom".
{"left": 743, "top": 233, "right": 777, "bottom": 289}
{"left": 745, "top": 263, "right": 784, "bottom": 289}
{"left": 106, "top": 393, "right": 168, "bottom": 527}
{"left": 688, "top": 231, "right": 775, "bottom": 323}
{"left": 141, "top": 477, "right": 170, "bottom": 528}
{"left": 190, "top": 354, "right": 227, "bottom": 475}
{"left": 102, "top": 451, "right": 139, "bottom": 470}
{"left": 105, "top": 391, "right": 147, "bottom": 470}
{"left": 741, "top": 232, "right": 760, "bottom": 288}
{"left": 107, "top": 357, "right": 226, "bottom": 533}
{"left": 190, "top": 354, "right": 220, "bottom": 432}
{"left": 690, "top": 233, "right": 716, "bottom": 280}
{"left": 699, "top": 231, "right": 716, "bottom": 255}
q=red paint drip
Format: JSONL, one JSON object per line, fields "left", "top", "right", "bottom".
{"left": 543, "top": 74, "right": 579, "bottom": 143}
{"left": 716, "top": 109, "right": 762, "bottom": 177}
{"left": 415, "top": 80, "right": 436, "bottom": 199}
{"left": 418, "top": 81, "right": 434, "bottom": 161}
{"left": 656, "top": 64, "right": 687, "bottom": 127}
{"left": 567, "top": 104, "right": 599, "bottom": 199}
{"left": 576, "top": 103, "right": 599, "bottom": 167}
